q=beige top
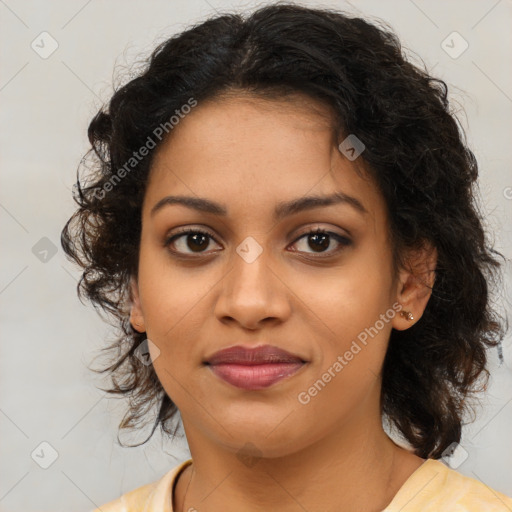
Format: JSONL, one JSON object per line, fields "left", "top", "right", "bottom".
{"left": 93, "top": 457, "right": 512, "bottom": 511}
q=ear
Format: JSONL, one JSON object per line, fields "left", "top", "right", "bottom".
{"left": 391, "top": 241, "right": 437, "bottom": 331}
{"left": 129, "top": 276, "right": 146, "bottom": 332}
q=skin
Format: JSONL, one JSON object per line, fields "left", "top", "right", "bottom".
{"left": 129, "top": 92, "right": 437, "bottom": 512}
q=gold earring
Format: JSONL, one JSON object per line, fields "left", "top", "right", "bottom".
{"left": 400, "top": 310, "right": 414, "bottom": 321}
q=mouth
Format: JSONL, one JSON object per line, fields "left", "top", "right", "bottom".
{"left": 204, "top": 345, "right": 307, "bottom": 390}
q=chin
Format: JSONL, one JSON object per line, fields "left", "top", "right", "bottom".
{"left": 213, "top": 420, "right": 316, "bottom": 461}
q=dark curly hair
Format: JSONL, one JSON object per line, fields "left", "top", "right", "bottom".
{"left": 61, "top": 3, "right": 508, "bottom": 459}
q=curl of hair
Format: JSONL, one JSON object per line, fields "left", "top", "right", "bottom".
{"left": 61, "top": 3, "right": 508, "bottom": 457}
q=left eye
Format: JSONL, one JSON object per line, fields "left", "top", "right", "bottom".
{"left": 290, "top": 228, "right": 351, "bottom": 255}
{"left": 165, "top": 228, "right": 351, "bottom": 256}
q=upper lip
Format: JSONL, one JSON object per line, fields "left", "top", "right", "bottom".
{"left": 204, "top": 345, "right": 306, "bottom": 365}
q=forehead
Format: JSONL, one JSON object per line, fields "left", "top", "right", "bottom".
{"left": 144, "top": 94, "right": 387, "bottom": 229}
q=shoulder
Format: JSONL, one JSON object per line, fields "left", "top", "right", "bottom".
{"left": 91, "top": 459, "right": 193, "bottom": 512}
{"left": 385, "top": 458, "right": 512, "bottom": 512}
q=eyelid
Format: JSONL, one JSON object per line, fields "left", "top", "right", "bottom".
{"left": 291, "top": 224, "right": 350, "bottom": 242}
{"left": 164, "top": 225, "right": 220, "bottom": 247}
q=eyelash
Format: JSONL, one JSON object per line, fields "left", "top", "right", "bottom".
{"left": 164, "top": 226, "right": 352, "bottom": 259}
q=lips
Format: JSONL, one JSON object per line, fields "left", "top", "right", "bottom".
{"left": 204, "top": 345, "right": 306, "bottom": 390}
{"left": 205, "top": 345, "right": 305, "bottom": 365}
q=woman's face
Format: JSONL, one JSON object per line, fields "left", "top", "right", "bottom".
{"left": 130, "top": 93, "right": 419, "bottom": 458}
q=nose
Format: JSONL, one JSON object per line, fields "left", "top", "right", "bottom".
{"left": 213, "top": 243, "right": 291, "bottom": 330}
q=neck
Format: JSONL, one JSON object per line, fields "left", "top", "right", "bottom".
{"left": 174, "top": 409, "right": 424, "bottom": 512}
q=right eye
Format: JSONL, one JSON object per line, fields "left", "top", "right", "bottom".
{"left": 165, "top": 228, "right": 222, "bottom": 256}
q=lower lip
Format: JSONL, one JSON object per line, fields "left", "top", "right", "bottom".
{"left": 207, "top": 362, "right": 305, "bottom": 390}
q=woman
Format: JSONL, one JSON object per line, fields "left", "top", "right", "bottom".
{"left": 61, "top": 4, "right": 511, "bottom": 511}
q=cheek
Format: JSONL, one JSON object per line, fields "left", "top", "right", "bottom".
{"left": 296, "top": 250, "right": 394, "bottom": 391}
{"left": 297, "top": 256, "right": 393, "bottom": 344}
{"left": 143, "top": 283, "right": 204, "bottom": 360}
{"left": 137, "top": 243, "right": 211, "bottom": 332}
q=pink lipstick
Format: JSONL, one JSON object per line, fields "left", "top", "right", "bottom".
{"left": 205, "top": 345, "right": 306, "bottom": 390}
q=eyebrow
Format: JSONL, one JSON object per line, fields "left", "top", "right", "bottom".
{"left": 150, "top": 191, "right": 368, "bottom": 220}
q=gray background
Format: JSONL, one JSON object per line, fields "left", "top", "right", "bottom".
{"left": 1, "top": 0, "right": 511, "bottom": 510}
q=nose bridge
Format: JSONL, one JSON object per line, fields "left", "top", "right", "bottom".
{"left": 214, "top": 235, "right": 289, "bottom": 326}
{"left": 229, "top": 236, "right": 273, "bottom": 302}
